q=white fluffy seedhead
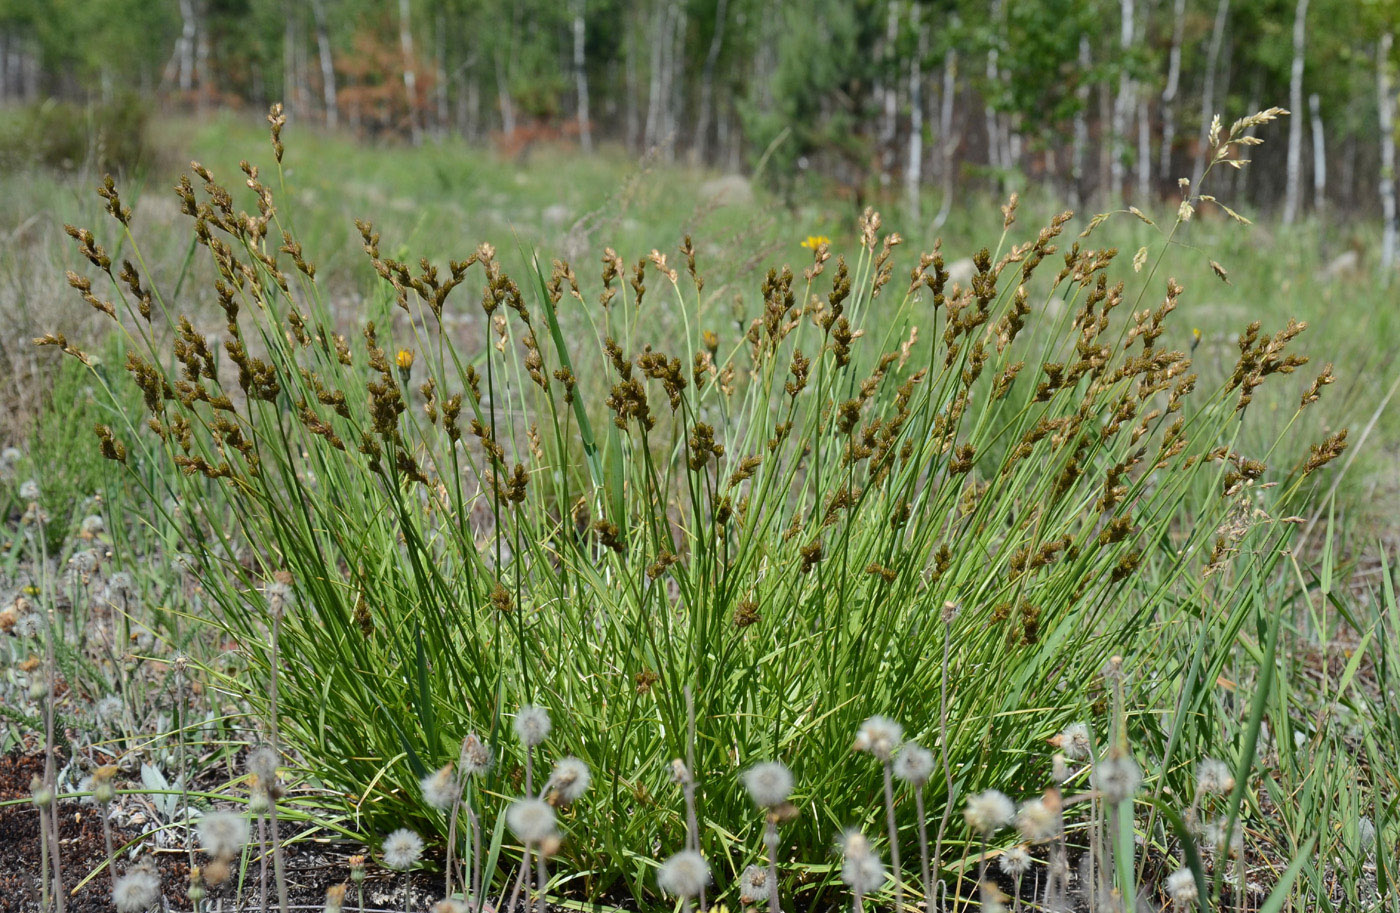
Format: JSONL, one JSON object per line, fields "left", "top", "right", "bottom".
{"left": 506, "top": 797, "right": 558, "bottom": 843}
{"left": 963, "top": 790, "right": 1015, "bottom": 835}
{"left": 657, "top": 850, "right": 711, "bottom": 899}
{"left": 893, "top": 743, "right": 933, "bottom": 785}
{"left": 198, "top": 811, "right": 251, "bottom": 859}
{"left": 1166, "top": 868, "right": 1199, "bottom": 907}
{"left": 838, "top": 831, "right": 885, "bottom": 897}
{"left": 546, "top": 756, "right": 592, "bottom": 806}
{"left": 421, "top": 763, "right": 460, "bottom": 811}
{"left": 739, "top": 864, "right": 771, "bottom": 903}
{"left": 998, "top": 846, "right": 1032, "bottom": 877}
{"left": 1053, "top": 722, "right": 1091, "bottom": 761}
{"left": 112, "top": 869, "right": 160, "bottom": 913}
{"left": 382, "top": 828, "right": 424, "bottom": 871}
{"left": 854, "top": 715, "right": 904, "bottom": 761}
{"left": 1195, "top": 758, "right": 1235, "bottom": 797}
{"left": 742, "top": 761, "right": 794, "bottom": 808}
{"left": 1092, "top": 754, "right": 1142, "bottom": 804}
{"left": 514, "top": 704, "right": 552, "bottom": 747}
{"left": 1015, "top": 797, "right": 1060, "bottom": 844}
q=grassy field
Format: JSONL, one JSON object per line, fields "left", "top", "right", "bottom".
{"left": 1, "top": 108, "right": 1397, "bottom": 913}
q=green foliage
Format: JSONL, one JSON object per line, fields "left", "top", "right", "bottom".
{"left": 61, "top": 117, "right": 1347, "bottom": 909}
{"left": 0, "top": 94, "right": 150, "bottom": 175}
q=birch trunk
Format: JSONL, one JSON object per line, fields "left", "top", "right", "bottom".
{"left": 399, "top": 0, "right": 421, "bottom": 145}
{"left": 573, "top": 0, "right": 592, "bottom": 151}
{"left": 694, "top": 0, "right": 729, "bottom": 163}
{"left": 1309, "top": 92, "right": 1326, "bottom": 215}
{"left": 984, "top": 0, "right": 1003, "bottom": 180}
{"left": 881, "top": 0, "right": 901, "bottom": 186}
{"left": 1192, "top": 0, "right": 1230, "bottom": 187}
{"left": 932, "top": 45, "right": 958, "bottom": 230}
{"left": 195, "top": 0, "right": 210, "bottom": 113}
{"left": 667, "top": 9, "right": 686, "bottom": 160}
{"left": 1282, "top": 0, "right": 1310, "bottom": 224}
{"left": 282, "top": 10, "right": 296, "bottom": 114}
{"left": 643, "top": 1, "right": 666, "bottom": 150}
{"left": 1110, "top": 0, "right": 1134, "bottom": 199}
{"left": 1159, "top": 0, "right": 1187, "bottom": 179}
{"left": 496, "top": 53, "right": 515, "bottom": 140}
{"left": 1137, "top": 97, "right": 1150, "bottom": 201}
{"left": 1380, "top": 33, "right": 1397, "bottom": 269}
{"left": 906, "top": 8, "right": 926, "bottom": 221}
{"left": 1072, "top": 36, "right": 1090, "bottom": 208}
{"left": 179, "top": 0, "right": 196, "bottom": 93}
{"left": 312, "top": 0, "right": 338, "bottom": 127}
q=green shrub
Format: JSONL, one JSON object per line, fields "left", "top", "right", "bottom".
{"left": 0, "top": 93, "right": 150, "bottom": 175}
{"left": 56, "top": 107, "right": 1343, "bottom": 907}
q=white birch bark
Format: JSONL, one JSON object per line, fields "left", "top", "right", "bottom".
{"left": 1192, "top": 0, "right": 1231, "bottom": 187}
{"left": 1072, "top": 36, "right": 1090, "bottom": 209}
{"left": 1282, "top": 0, "right": 1310, "bottom": 224}
{"left": 573, "top": 0, "right": 592, "bottom": 151}
{"left": 932, "top": 45, "right": 958, "bottom": 229}
{"left": 312, "top": 0, "right": 338, "bottom": 127}
{"left": 1380, "top": 33, "right": 1398, "bottom": 269}
{"left": 1159, "top": 0, "right": 1187, "bottom": 179}
{"left": 906, "top": 7, "right": 926, "bottom": 221}
{"left": 399, "top": 0, "right": 421, "bottom": 145}
{"left": 1309, "top": 92, "right": 1326, "bottom": 214}
{"left": 1110, "top": 0, "right": 1135, "bottom": 199}
{"left": 694, "top": 0, "right": 729, "bottom": 163}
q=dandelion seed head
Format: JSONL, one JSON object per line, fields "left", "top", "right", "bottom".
{"left": 430, "top": 901, "right": 468, "bottom": 913}
{"left": 739, "top": 864, "right": 771, "bottom": 903}
{"left": 1016, "top": 797, "right": 1060, "bottom": 843}
{"left": 381, "top": 828, "right": 424, "bottom": 870}
{"left": 460, "top": 733, "right": 493, "bottom": 776}
{"left": 80, "top": 514, "right": 105, "bottom": 536}
{"left": 1195, "top": 758, "right": 1235, "bottom": 797}
{"left": 656, "top": 850, "right": 711, "bottom": 898}
{"left": 963, "top": 790, "right": 1015, "bottom": 835}
{"left": 546, "top": 756, "right": 592, "bottom": 805}
{"left": 893, "top": 743, "right": 933, "bottom": 785}
{"left": 1166, "top": 868, "right": 1198, "bottom": 907}
{"left": 742, "top": 761, "right": 793, "bottom": 808}
{"left": 1092, "top": 754, "right": 1142, "bottom": 804}
{"left": 19, "top": 480, "right": 39, "bottom": 502}
{"left": 246, "top": 746, "right": 279, "bottom": 782}
{"left": 420, "top": 764, "right": 460, "bottom": 811}
{"left": 854, "top": 715, "right": 903, "bottom": 761}
{"left": 108, "top": 572, "right": 135, "bottom": 598}
{"left": 506, "top": 797, "right": 557, "bottom": 843}
{"left": 15, "top": 612, "right": 40, "bottom": 638}
{"left": 1053, "top": 722, "right": 1091, "bottom": 761}
{"left": 513, "top": 704, "right": 552, "bottom": 747}
{"left": 69, "top": 549, "right": 98, "bottom": 575}
{"left": 96, "top": 694, "right": 124, "bottom": 721}
{"left": 998, "top": 846, "right": 1032, "bottom": 877}
{"left": 838, "top": 832, "right": 885, "bottom": 896}
{"left": 112, "top": 869, "right": 160, "bottom": 913}
{"left": 198, "top": 811, "right": 251, "bottom": 858}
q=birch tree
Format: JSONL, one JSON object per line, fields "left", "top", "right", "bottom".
{"left": 1380, "top": 32, "right": 1398, "bottom": 268}
{"left": 573, "top": 0, "right": 591, "bottom": 151}
{"left": 399, "top": 0, "right": 421, "bottom": 144}
{"left": 1282, "top": 0, "right": 1311, "bottom": 224}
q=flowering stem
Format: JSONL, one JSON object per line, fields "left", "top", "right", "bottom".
{"left": 914, "top": 785, "right": 931, "bottom": 913}
{"left": 764, "top": 816, "right": 780, "bottom": 913}
{"left": 882, "top": 761, "right": 904, "bottom": 913}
